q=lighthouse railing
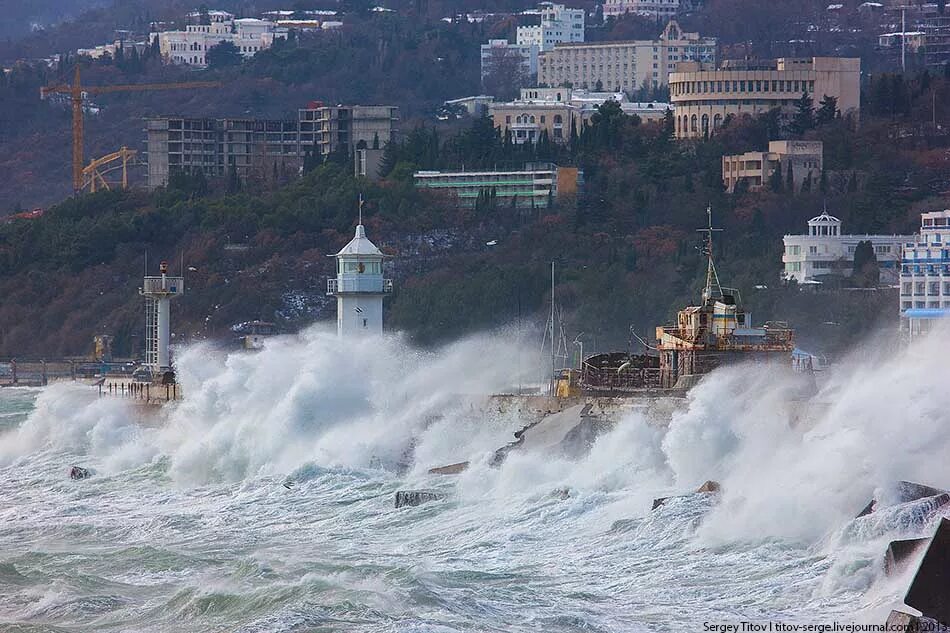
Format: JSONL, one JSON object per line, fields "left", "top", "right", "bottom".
{"left": 327, "top": 277, "right": 393, "bottom": 295}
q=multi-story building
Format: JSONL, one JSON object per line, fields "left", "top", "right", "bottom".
{"left": 602, "top": 0, "right": 680, "bottom": 19}
{"left": 490, "top": 100, "right": 580, "bottom": 144}
{"left": 722, "top": 140, "right": 823, "bottom": 193}
{"left": 537, "top": 20, "right": 716, "bottom": 94}
{"left": 481, "top": 39, "right": 538, "bottom": 80}
{"left": 77, "top": 38, "right": 150, "bottom": 60}
{"left": 298, "top": 104, "right": 399, "bottom": 157}
{"left": 900, "top": 210, "right": 950, "bottom": 339}
{"left": 669, "top": 57, "right": 860, "bottom": 139}
{"left": 152, "top": 10, "right": 287, "bottom": 67}
{"left": 782, "top": 211, "right": 910, "bottom": 284}
{"left": 490, "top": 87, "right": 670, "bottom": 144}
{"left": 145, "top": 104, "right": 398, "bottom": 188}
{"left": 413, "top": 163, "right": 581, "bottom": 209}
{"left": 516, "top": 3, "right": 585, "bottom": 52}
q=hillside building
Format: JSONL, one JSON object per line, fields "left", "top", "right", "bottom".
{"left": 602, "top": 0, "right": 680, "bottom": 19}
{"left": 900, "top": 210, "right": 950, "bottom": 339}
{"left": 782, "top": 211, "right": 909, "bottom": 284}
{"left": 516, "top": 3, "right": 585, "bottom": 52}
{"left": 490, "top": 88, "right": 669, "bottom": 144}
{"left": 669, "top": 56, "right": 860, "bottom": 139}
{"left": 152, "top": 10, "right": 287, "bottom": 67}
{"left": 722, "top": 140, "right": 823, "bottom": 193}
{"left": 537, "top": 20, "right": 716, "bottom": 94}
{"left": 145, "top": 105, "right": 398, "bottom": 188}
{"left": 481, "top": 39, "right": 538, "bottom": 80}
{"left": 413, "top": 163, "right": 581, "bottom": 209}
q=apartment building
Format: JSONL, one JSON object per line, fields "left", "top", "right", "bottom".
{"left": 516, "top": 2, "right": 585, "bottom": 52}
{"left": 900, "top": 210, "right": 950, "bottom": 340}
{"left": 490, "top": 101, "right": 580, "bottom": 144}
{"left": 722, "top": 140, "right": 823, "bottom": 193}
{"left": 669, "top": 57, "right": 860, "bottom": 139}
{"left": 145, "top": 105, "right": 398, "bottom": 188}
{"left": 602, "top": 0, "right": 680, "bottom": 19}
{"left": 152, "top": 10, "right": 287, "bottom": 67}
{"left": 537, "top": 20, "right": 716, "bottom": 94}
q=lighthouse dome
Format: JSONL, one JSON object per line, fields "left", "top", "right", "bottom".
{"left": 335, "top": 224, "right": 383, "bottom": 257}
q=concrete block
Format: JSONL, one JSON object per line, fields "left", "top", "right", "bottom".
{"left": 885, "top": 538, "right": 930, "bottom": 576}
{"left": 857, "top": 481, "right": 947, "bottom": 517}
{"left": 428, "top": 461, "right": 469, "bottom": 475}
{"left": 905, "top": 517, "right": 950, "bottom": 625}
{"left": 394, "top": 489, "right": 446, "bottom": 509}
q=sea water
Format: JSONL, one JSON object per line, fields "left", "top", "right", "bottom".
{"left": 0, "top": 326, "right": 946, "bottom": 632}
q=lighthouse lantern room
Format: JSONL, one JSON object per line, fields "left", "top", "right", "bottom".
{"left": 327, "top": 215, "right": 391, "bottom": 337}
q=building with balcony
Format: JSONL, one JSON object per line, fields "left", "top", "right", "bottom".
{"left": 782, "top": 211, "right": 910, "bottom": 284}
{"left": 602, "top": 0, "right": 681, "bottom": 19}
{"left": 669, "top": 56, "right": 860, "bottom": 138}
{"left": 490, "top": 88, "right": 669, "bottom": 145}
{"left": 152, "top": 11, "right": 287, "bottom": 67}
{"left": 490, "top": 100, "right": 580, "bottom": 144}
{"left": 413, "top": 163, "right": 581, "bottom": 209}
{"left": 538, "top": 20, "right": 716, "bottom": 94}
{"left": 900, "top": 210, "right": 950, "bottom": 340}
{"left": 722, "top": 140, "right": 823, "bottom": 193}
{"left": 516, "top": 3, "right": 585, "bottom": 52}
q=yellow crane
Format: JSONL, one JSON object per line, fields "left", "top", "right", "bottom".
{"left": 41, "top": 66, "right": 222, "bottom": 192}
{"left": 82, "top": 146, "right": 139, "bottom": 193}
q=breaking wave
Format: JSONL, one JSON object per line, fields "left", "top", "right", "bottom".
{"left": 1, "top": 322, "right": 949, "bottom": 630}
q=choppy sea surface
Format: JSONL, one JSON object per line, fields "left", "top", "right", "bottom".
{"left": 1, "top": 327, "right": 948, "bottom": 632}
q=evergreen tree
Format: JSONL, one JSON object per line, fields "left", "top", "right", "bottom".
{"left": 207, "top": 41, "right": 243, "bottom": 68}
{"left": 789, "top": 92, "right": 814, "bottom": 135}
{"left": 769, "top": 165, "right": 783, "bottom": 192}
{"left": 816, "top": 95, "right": 838, "bottom": 125}
{"left": 847, "top": 170, "right": 858, "bottom": 192}
{"left": 851, "top": 240, "right": 880, "bottom": 287}
{"left": 786, "top": 161, "right": 795, "bottom": 192}
{"left": 819, "top": 169, "right": 828, "bottom": 193}
{"left": 227, "top": 164, "right": 241, "bottom": 194}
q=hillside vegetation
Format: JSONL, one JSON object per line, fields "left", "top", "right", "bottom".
{"left": 1, "top": 73, "right": 946, "bottom": 358}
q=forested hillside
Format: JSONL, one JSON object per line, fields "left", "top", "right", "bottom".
{"left": 1, "top": 75, "right": 945, "bottom": 358}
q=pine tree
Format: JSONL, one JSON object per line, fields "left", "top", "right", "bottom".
{"left": 769, "top": 165, "right": 783, "bottom": 192}
{"left": 786, "top": 161, "right": 795, "bottom": 192}
{"left": 789, "top": 92, "right": 814, "bottom": 135}
{"left": 816, "top": 95, "right": 838, "bottom": 125}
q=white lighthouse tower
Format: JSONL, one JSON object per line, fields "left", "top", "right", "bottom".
{"left": 140, "top": 260, "right": 184, "bottom": 372}
{"left": 327, "top": 204, "right": 391, "bottom": 337}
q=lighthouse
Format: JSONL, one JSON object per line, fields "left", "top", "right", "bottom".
{"left": 327, "top": 208, "right": 391, "bottom": 337}
{"left": 140, "top": 260, "right": 184, "bottom": 372}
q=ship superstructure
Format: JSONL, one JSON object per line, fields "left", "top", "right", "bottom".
{"left": 654, "top": 207, "right": 794, "bottom": 389}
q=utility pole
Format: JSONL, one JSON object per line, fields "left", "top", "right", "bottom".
{"left": 902, "top": 7, "right": 907, "bottom": 73}
{"left": 550, "top": 261, "right": 556, "bottom": 396}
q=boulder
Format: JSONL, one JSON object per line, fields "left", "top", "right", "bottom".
{"left": 428, "top": 461, "right": 469, "bottom": 475}
{"left": 551, "top": 487, "right": 571, "bottom": 500}
{"left": 858, "top": 481, "right": 948, "bottom": 517}
{"left": 905, "top": 517, "right": 950, "bottom": 626}
{"left": 394, "top": 490, "right": 446, "bottom": 509}
{"left": 651, "top": 497, "right": 670, "bottom": 510}
{"left": 68, "top": 466, "right": 91, "bottom": 480}
{"left": 885, "top": 538, "right": 931, "bottom": 576}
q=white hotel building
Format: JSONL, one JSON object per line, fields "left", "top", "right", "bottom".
{"left": 782, "top": 211, "right": 910, "bottom": 284}
{"left": 153, "top": 10, "right": 287, "bottom": 67}
{"left": 900, "top": 210, "right": 950, "bottom": 339}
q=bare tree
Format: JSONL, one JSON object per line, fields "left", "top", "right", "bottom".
{"left": 482, "top": 47, "right": 532, "bottom": 101}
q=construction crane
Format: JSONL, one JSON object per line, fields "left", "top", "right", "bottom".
{"left": 83, "top": 146, "right": 139, "bottom": 193}
{"left": 41, "top": 66, "right": 222, "bottom": 192}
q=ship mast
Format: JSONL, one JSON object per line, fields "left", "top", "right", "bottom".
{"left": 697, "top": 205, "right": 723, "bottom": 304}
